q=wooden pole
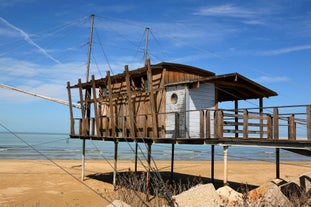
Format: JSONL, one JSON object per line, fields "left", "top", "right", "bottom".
{"left": 211, "top": 145, "right": 215, "bottom": 184}
{"left": 259, "top": 98, "right": 263, "bottom": 138}
{"left": 276, "top": 148, "right": 280, "bottom": 179}
{"left": 170, "top": 143, "right": 175, "bottom": 183}
{"left": 307, "top": 105, "right": 311, "bottom": 140}
{"left": 135, "top": 142, "right": 138, "bottom": 173}
{"left": 125, "top": 66, "right": 135, "bottom": 138}
{"left": 113, "top": 140, "right": 118, "bottom": 188}
{"left": 91, "top": 75, "right": 100, "bottom": 136}
{"left": 67, "top": 82, "right": 75, "bottom": 136}
{"left": 146, "top": 59, "right": 158, "bottom": 138}
{"left": 82, "top": 139, "right": 86, "bottom": 181}
{"left": 223, "top": 145, "right": 229, "bottom": 185}
{"left": 234, "top": 100, "right": 239, "bottom": 138}
{"left": 146, "top": 143, "right": 152, "bottom": 201}
{"left": 107, "top": 71, "right": 115, "bottom": 137}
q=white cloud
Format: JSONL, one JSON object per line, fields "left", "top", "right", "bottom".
{"left": 259, "top": 45, "right": 311, "bottom": 56}
{"left": 0, "top": 17, "right": 61, "bottom": 64}
{"left": 256, "top": 76, "right": 289, "bottom": 83}
{"left": 194, "top": 4, "right": 257, "bottom": 18}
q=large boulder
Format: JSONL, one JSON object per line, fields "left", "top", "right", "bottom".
{"left": 248, "top": 180, "right": 293, "bottom": 207}
{"left": 216, "top": 185, "right": 244, "bottom": 207}
{"left": 172, "top": 183, "right": 222, "bottom": 207}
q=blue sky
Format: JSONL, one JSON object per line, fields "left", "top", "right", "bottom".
{"left": 0, "top": 0, "right": 311, "bottom": 133}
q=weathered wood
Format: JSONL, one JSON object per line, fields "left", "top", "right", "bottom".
{"left": 170, "top": 143, "right": 175, "bottom": 183}
{"left": 288, "top": 114, "right": 296, "bottom": 140}
{"left": 259, "top": 98, "right": 263, "bottom": 138}
{"left": 243, "top": 109, "right": 248, "bottom": 138}
{"left": 147, "top": 59, "right": 158, "bottom": 138}
{"left": 113, "top": 140, "right": 118, "bottom": 188}
{"left": 107, "top": 71, "right": 115, "bottom": 137}
{"left": 273, "top": 108, "right": 279, "bottom": 140}
{"left": 307, "top": 105, "right": 311, "bottom": 140}
{"left": 215, "top": 110, "right": 224, "bottom": 138}
{"left": 67, "top": 82, "right": 75, "bottom": 136}
{"left": 200, "top": 110, "right": 204, "bottom": 138}
{"left": 234, "top": 100, "right": 239, "bottom": 138}
{"left": 175, "top": 112, "right": 180, "bottom": 138}
{"left": 125, "top": 66, "right": 135, "bottom": 138}
{"left": 91, "top": 75, "right": 100, "bottom": 136}
{"left": 205, "top": 110, "right": 211, "bottom": 138}
{"left": 267, "top": 115, "right": 272, "bottom": 139}
{"left": 276, "top": 148, "right": 280, "bottom": 179}
{"left": 78, "top": 79, "right": 87, "bottom": 136}
{"left": 223, "top": 145, "right": 229, "bottom": 185}
{"left": 211, "top": 145, "right": 215, "bottom": 184}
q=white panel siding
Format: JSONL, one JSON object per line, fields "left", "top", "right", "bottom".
{"left": 188, "top": 83, "right": 215, "bottom": 138}
{"left": 165, "top": 85, "right": 187, "bottom": 138}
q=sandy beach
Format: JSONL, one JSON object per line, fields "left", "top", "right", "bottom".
{"left": 0, "top": 159, "right": 310, "bottom": 207}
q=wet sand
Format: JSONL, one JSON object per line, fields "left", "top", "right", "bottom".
{"left": 0, "top": 159, "right": 310, "bottom": 206}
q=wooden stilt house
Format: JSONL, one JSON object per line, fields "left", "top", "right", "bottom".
{"left": 67, "top": 60, "right": 278, "bottom": 142}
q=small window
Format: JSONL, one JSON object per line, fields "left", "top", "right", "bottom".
{"left": 171, "top": 93, "right": 178, "bottom": 104}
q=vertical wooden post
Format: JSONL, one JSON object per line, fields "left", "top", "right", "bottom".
{"left": 200, "top": 110, "right": 204, "bottom": 138}
{"left": 259, "top": 98, "right": 263, "bottom": 138}
{"left": 146, "top": 143, "right": 152, "bottom": 201}
{"left": 243, "top": 109, "right": 248, "bottom": 138}
{"left": 273, "top": 108, "right": 279, "bottom": 140}
{"left": 82, "top": 139, "right": 86, "bottom": 181}
{"left": 78, "top": 79, "right": 86, "bottom": 136}
{"left": 146, "top": 59, "right": 158, "bottom": 138}
{"left": 223, "top": 145, "right": 229, "bottom": 185}
{"left": 276, "top": 148, "right": 280, "bottom": 179}
{"left": 135, "top": 142, "right": 138, "bottom": 173}
{"left": 215, "top": 110, "right": 224, "bottom": 138}
{"left": 288, "top": 114, "right": 296, "bottom": 140}
{"left": 175, "top": 112, "right": 180, "bottom": 138}
{"left": 125, "top": 66, "right": 135, "bottom": 138}
{"left": 67, "top": 82, "right": 75, "bottom": 136}
{"left": 234, "top": 100, "right": 239, "bottom": 138}
{"left": 170, "top": 143, "right": 175, "bottom": 183}
{"left": 107, "top": 71, "right": 115, "bottom": 137}
{"left": 307, "top": 105, "right": 311, "bottom": 140}
{"left": 211, "top": 145, "right": 215, "bottom": 184}
{"left": 267, "top": 115, "right": 272, "bottom": 139}
{"left": 91, "top": 75, "right": 100, "bottom": 137}
{"left": 113, "top": 140, "right": 118, "bottom": 188}
{"left": 206, "top": 110, "right": 211, "bottom": 138}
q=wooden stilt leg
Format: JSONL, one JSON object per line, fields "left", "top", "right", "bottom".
{"left": 211, "top": 145, "right": 215, "bottom": 184}
{"left": 276, "top": 148, "right": 280, "bottom": 179}
{"left": 170, "top": 143, "right": 175, "bottom": 183}
{"left": 223, "top": 145, "right": 229, "bottom": 185}
{"left": 82, "top": 139, "right": 85, "bottom": 181}
{"left": 113, "top": 141, "right": 118, "bottom": 188}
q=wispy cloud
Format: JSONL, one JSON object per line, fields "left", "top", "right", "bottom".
{"left": 259, "top": 45, "right": 311, "bottom": 56}
{"left": 256, "top": 76, "right": 289, "bottom": 83}
{"left": 194, "top": 4, "right": 256, "bottom": 18}
{"left": 0, "top": 17, "right": 61, "bottom": 64}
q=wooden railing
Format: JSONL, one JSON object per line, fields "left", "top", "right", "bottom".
{"left": 70, "top": 105, "right": 311, "bottom": 142}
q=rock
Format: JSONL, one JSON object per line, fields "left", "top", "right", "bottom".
{"left": 280, "top": 172, "right": 311, "bottom": 206}
{"left": 172, "top": 183, "right": 222, "bottom": 207}
{"left": 216, "top": 185, "right": 244, "bottom": 207}
{"left": 248, "top": 181, "right": 293, "bottom": 207}
{"left": 106, "top": 199, "right": 132, "bottom": 207}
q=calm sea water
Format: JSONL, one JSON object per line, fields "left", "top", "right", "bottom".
{"left": 0, "top": 132, "right": 310, "bottom": 161}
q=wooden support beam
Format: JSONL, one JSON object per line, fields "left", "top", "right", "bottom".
{"left": 215, "top": 110, "right": 224, "bottom": 138}
{"left": 243, "top": 109, "right": 248, "bottom": 138}
{"left": 235, "top": 100, "right": 239, "bottom": 138}
{"left": 211, "top": 145, "right": 215, "bottom": 184}
{"left": 170, "top": 143, "right": 175, "bottom": 183}
{"left": 113, "top": 140, "right": 118, "bottom": 188}
{"left": 146, "top": 59, "right": 158, "bottom": 138}
{"left": 273, "top": 108, "right": 279, "bottom": 140}
{"left": 91, "top": 75, "right": 100, "bottom": 137}
{"left": 67, "top": 82, "right": 75, "bottom": 136}
{"left": 206, "top": 110, "right": 211, "bottom": 138}
{"left": 107, "top": 71, "right": 115, "bottom": 137}
{"left": 259, "top": 98, "right": 263, "bottom": 138}
{"left": 135, "top": 142, "right": 138, "bottom": 173}
{"left": 82, "top": 139, "right": 86, "bottom": 181}
{"left": 307, "top": 105, "right": 311, "bottom": 140}
{"left": 200, "top": 110, "right": 204, "bottom": 138}
{"left": 125, "top": 66, "right": 135, "bottom": 138}
{"left": 223, "top": 145, "right": 229, "bottom": 185}
{"left": 146, "top": 143, "right": 152, "bottom": 201}
{"left": 288, "top": 114, "right": 296, "bottom": 140}
{"left": 78, "top": 79, "right": 86, "bottom": 136}
{"left": 276, "top": 148, "right": 280, "bottom": 179}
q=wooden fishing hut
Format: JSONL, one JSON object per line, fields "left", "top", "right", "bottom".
{"left": 67, "top": 59, "right": 311, "bottom": 186}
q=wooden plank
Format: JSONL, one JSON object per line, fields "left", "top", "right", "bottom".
{"left": 273, "top": 108, "right": 279, "bottom": 140}
{"left": 200, "top": 110, "right": 204, "bottom": 138}
{"left": 288, "top": 114, "right": 296, "bottom": 140}
{"left": 78, "top": 79, "right": 87, "bottom": 136}
{"left": 307, "top": 105, "right": 311, "bottom": 140}
{"left": 125, "top": 66, "right": 135, "bottom": 138}
{"left": 147, "top": 59, "right": 158, "bottom": 138}
{"left": 67, "top": 82, "right": 75, "bottom": 136}
{"left": 107, "top": 71, "right": 115, "bottom": 137}
{"left": 243, "top": 109, "right": 248, "bottom": 138}
{"left": 91, "top": 75, "right": 100, "bottom": 137}
{"left": 205, "top": 110, "right": 211, "bottom": 138}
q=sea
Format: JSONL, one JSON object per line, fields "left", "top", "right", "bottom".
{"left": 0, "top": 132, "right": 311, "bottom": 162}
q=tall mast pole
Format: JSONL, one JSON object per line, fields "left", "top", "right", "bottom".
{"left": 86, "top": 14, "right": 95, "bottom": 82}
{"left": 82, "top": 14, "right": 95, "bottom": 181}
{"left": 144, "top": 27, "right": 150, "bottom": 66}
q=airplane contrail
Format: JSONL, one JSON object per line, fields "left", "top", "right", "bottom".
{"left": 0, "top": 17, "right": 61, "bottom": 64}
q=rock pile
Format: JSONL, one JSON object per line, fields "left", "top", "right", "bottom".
{"left": 107, "top": 172, "right": 311, "bottom": 207}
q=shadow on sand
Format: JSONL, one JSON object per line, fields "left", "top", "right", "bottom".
{"left": 87, "top": 171, "right": 259, "bottom": 193}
